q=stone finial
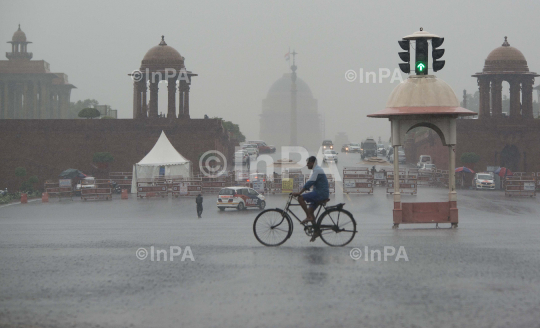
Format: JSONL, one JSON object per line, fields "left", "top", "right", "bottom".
{"left": 159, "top": 35, "right": 167, "bottom": 46}
{"left": 502, "top": 36, "right": 510, "bottom": 47}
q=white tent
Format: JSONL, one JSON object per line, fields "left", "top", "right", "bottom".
{"left": 131, "top": 131, "right": 192, "bottom": 192}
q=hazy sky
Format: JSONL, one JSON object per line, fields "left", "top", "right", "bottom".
{"left": 1, "top": 0, "right": 538, "bottom": 143}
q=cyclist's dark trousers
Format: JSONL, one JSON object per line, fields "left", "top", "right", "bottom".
{"left": 197, "top": 205, "right": 203, "bottom": 217}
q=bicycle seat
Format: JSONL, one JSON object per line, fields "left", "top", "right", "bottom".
{"left": 320, "top": 199, "right": 330, "bottom": 205}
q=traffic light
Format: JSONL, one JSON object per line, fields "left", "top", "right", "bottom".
{"left": 398, "top": 40, "right": 410, "bottom": 74}
{"left": 432, "top": 37, "right": 445, "bottom": 72}
{"left": 415, "top": 39, "right": 428, "bottom": 75}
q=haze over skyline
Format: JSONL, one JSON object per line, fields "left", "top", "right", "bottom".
{"left": 1, "top": 0, "right": 538, "bottom": 143}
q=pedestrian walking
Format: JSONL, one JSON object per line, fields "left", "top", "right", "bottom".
{"left": 196, "top": 194, "right": 203, "bottom": 218}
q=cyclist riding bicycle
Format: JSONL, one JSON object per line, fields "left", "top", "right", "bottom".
{"left": 292, "top": 156, "right": 329, "bottom": 241}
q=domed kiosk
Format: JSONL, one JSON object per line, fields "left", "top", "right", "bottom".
{"left": 369, "top": 28, "right": 476, "bottom": 229}
{"left": 259, "top": 73, "right": 322, "bottom": 150}
{"left": 131, "top": 36, "right": 197, "bottom": 119}
{"left": 472, "top": 37, "right": 538, "bottom": 119}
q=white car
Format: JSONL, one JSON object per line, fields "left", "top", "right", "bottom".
{"left": 474, "top": 172, "right": 495, "bottom": 190}
{"left": 419, "top": 164, "right": 437, "bottom": 174}
{"left": 348, "top": 143, "right": 361, "bottom": 153}
{"left": 217, "top": 187, "right": 266, "bottom": 211}
{"left": 242, "top": 144, "right": 259, "bottom": 157}
{"left": 75, "top": 177, "right": 95, "bottom": 195}
{"left": 323, "top": 150, "right": 338, "bottom": 163}
{"left": 417, "top": 155, "right": 432, "bottom": 168}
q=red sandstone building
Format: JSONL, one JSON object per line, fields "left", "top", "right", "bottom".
{"left": 0, "top": 34, "right": 235, "bottom": 192}
{"left": 0, "top": 25, "right": 76, "bottom": 119}
{"left": 407, "top": 37, "right": 540, "bottom": 174}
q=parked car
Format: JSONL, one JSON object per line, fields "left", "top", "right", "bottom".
{"left": 217, "top": 187, "right": 266, "bottom": 211}
{"left": 419, "top": 163, "right": 437, "bottom": 174}
{"left": 473, "top": 172, "right": 495, "bottom": 190}
{"left": 242, "top": 144, "right": 259, "bottom": 157}
{"left": 417, "top": 155, "right": 432, "bottom": 168}
{"left": 246, "top": 140, "right": 276, "bottom": 153}
{"left": 323, "top": 150, "right": 338, "bottom": 163}
{"left": 75, "top": 177, "right": 95, "bottom": 195}
{"left": 322, "top": 140, "right": 334, "bottom": 150}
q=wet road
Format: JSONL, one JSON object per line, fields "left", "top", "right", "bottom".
{"left": 1, "top": 153, "right": 540, "bottom": 328}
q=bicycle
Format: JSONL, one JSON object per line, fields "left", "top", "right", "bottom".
{"left": 253, "top": 193, "right": 357, "bottom": 247}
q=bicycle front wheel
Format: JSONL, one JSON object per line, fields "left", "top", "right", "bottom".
{"left": 317, "top": 209, "right": 357, "bottom": 247}
{"left": 253, "top": 209, "right": 292, "bottom": 247}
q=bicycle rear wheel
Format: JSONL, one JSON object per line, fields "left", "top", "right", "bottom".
{"left": 253, "top": 209, "right": 292, "bottom": 247}
{"left": 317, "top": 209, "right": 356, "bottom": 247}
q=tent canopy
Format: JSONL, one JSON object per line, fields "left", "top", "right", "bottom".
{"left": 137, "top": 131, "right": 190, "bottom": 166}
{"left": 131, "top": 131, "right": 192, "bottom": 193}
{"left": 59, "top": 168, "right": 86, "bottom": 179}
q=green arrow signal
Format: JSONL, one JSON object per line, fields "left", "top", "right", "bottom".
{"left": 417, "top": 62, "right": 425, "bottom": 71}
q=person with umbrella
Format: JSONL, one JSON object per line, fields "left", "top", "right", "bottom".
{"left": 455, "top": 167, "right": 474, "bottom": 189}
{"left": 494, "top": 167, "right": 513, "bottom": 190}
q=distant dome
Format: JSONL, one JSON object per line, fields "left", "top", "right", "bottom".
{"left": 12, "top": 25, "right": 27, "bottom": 42}
{"left": 483, "top": 37, "right": 528, "bottom": 73}
{"left": 140, "top": 36, "right": 185, "bottom": 72}
{"left": 267, "top": 73, "right": 313, "bottom": 98}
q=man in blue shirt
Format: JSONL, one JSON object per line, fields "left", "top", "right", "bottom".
{"left": 292, "top": 156, "right": 329, "bottom": 226}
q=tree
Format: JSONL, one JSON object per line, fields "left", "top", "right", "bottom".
{"left": 213, "top": 117, "right": 246, "bottom": 142}
{"left": 78, "top": 107, "right": 101, "bottom": 119}
{"left": 70, "top": 99, "right": 99, "bottom": 118}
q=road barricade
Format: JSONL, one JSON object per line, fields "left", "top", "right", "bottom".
{"left": 343, "top": 167, "right": 373, "bottom": 194}
{"left": 172, "top": 180, "right": 203, "bottom": 197}
{"left": 417, "top": 175, "right": 431, "bottom": 186}
{"left": 201, "top": 179, "right": 227, "bottom": 194}
{"left": 292, "top": 172, "right": 305, "bottom": 193}
{"left": 373, "top": 172, "right": 386, "bottom": 186}
{"left": 137, "top": 185, "right": 168, "bottom": 198}
{"left": 386, "top": 170, "right": 417, "bottom": 195}
{"left": 45, "top": 180, "right": 73, "bottom": 201}
{"left": 269, "top": 178, "right": 282, "bottom": 194}
{"left": 386, "top": 170, "right": 404, "bottom": 194}
{"left": 505, "top": 175, "right": 536, "bottom": 197}
{"left": 327, "top": 174, "right": 335, "bottom": 194}
{"left": 81, "top": 179, "right": 113, "bottom": 201}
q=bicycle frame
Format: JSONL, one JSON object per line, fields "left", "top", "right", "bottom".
{"left": 280, "top": 194, "right": 326, "bottom": 226}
